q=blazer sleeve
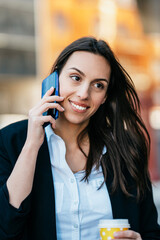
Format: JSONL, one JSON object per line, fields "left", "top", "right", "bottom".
{"left": 140, "top": 179, "right": 160, "bottom": 240}
{"left": 0, "top": 126, "right": 31, "bottom": 240}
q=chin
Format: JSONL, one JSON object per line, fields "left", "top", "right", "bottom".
{"left": 62, "top": 113, "right": 89, "bottom": 125}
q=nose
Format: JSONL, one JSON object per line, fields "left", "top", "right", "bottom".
{"left": 76, "top": 83, "right": 90, "bottom": 100}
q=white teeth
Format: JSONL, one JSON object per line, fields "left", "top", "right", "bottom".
{"left": 71, "top": 102, "right": 87, "bottom": 110}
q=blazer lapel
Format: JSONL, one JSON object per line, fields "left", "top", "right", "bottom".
{"left": 105, "top": 169, "right": 128, "bottom": 219}
{"left": 105, "top": 167, "right": 139, "bottom": 231}
{"left": 29, "top": 135, "right": 57, "bottom": 240}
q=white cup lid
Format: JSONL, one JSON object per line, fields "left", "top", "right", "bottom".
{"left": 98, "top": 219, "right": 130, "bottom": 228}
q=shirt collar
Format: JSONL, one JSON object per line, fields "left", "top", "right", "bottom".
{"left": 45, "top": 124, "right": 107, "bottom": 155}
{"left": 45, "top": 124, "right": 60, "bottom": 142}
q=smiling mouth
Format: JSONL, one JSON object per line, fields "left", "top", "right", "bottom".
{"left": 70, "top": 101, "right": 89, "bottom": 111}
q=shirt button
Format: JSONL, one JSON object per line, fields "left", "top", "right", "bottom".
{"left": 70, "top": 178, "right": 75, "bottom": 183}
{"left": 74, "top": 201, "right": 78, "bottom": 205}
{"left": 74, "top": 223, "right": 78, "bottom": 228}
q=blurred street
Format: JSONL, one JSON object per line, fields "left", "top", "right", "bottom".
{"left": 0, "top": 0, "right": 160, "bottom": 226}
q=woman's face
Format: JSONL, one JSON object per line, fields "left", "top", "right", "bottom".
{"left": 58, "top": 51, "right": 111, "bottom": 126}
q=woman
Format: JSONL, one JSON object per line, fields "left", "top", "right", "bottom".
{"left": 0, "top": 37, "right": 159, "bottom": 240}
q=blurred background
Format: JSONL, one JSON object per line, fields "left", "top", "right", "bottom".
{"left": 0, "top": 0, "right": 160, "bottom": 222}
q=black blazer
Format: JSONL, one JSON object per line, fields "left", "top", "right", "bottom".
{"left": 0, "top": 120, "right": 160, "bottom": 240}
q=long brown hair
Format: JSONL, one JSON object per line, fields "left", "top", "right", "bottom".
{"left": 51, "top": 37, "right": 150, "bottom": 200}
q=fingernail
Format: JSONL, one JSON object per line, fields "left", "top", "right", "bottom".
{"left": 50, "top": 87, "right": 54, "bottom": 90}
{"left": 61, "top": 107, "right": 65, "bottom": 111}
{"left": 59, "top": 96, "right": 64, "bottom": 99}
{"left": 114, "top": 232, "right": 118, "bottom": 237}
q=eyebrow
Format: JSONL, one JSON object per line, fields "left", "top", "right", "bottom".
{"left": 68, "top": 67, "right": 109, "bottom": 83}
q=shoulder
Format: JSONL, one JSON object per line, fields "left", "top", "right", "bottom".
{"left": 1, "top": 119, "right": 28, "bottom": 134}
{"left": 0, "top": 120, "right": 28, "bottom": 148}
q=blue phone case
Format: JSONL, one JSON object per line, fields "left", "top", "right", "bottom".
{"left": 41, "top": 71, "right": 59, "bottom": 126}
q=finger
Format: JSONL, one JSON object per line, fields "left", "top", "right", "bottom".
{"left": 30, "top": 102, "right": 64, "bottom": 117}
{"left": 36, "top": 115, "right": 56, "bottom": 128}
{"left": 34, "top": 115, "right": 56, "bottom": 129}
{"left": 32, "top": 95, "right": 64, "bottom": 111}
{"left": 43, "top": 86, "right": 55, "bottom": 97}
{"left": 42, "top": 116, "right": 57, "bottom": 129}
{"left": 43, "top": 115, "right": 56, "bottom": 128}
{"left": 39, "top": 102, "right": 65, "bottom": 115}
{"left": 42, "top": 95, "right": 64, "bottom": 104}
{"left": 114, "top": 230, "right": 141, "bottom": 239}
{"left": 28, "top": 115, "right": 55, "bottom": 126}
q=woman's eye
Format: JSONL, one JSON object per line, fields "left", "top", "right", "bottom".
{"left": 70, "top": 75, "right": 80, "bottom": 81}
{"left": 94, "top": 82, "right": 104, "bottom": 89}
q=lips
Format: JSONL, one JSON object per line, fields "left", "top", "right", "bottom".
{"left": 69, "top": 100, "right": 89, "bottom": 112}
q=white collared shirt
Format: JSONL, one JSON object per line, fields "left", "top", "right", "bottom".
{"left": 45, "top": 125, "right": 113, "bottom": 240}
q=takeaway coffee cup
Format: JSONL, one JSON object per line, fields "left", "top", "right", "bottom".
{"left": 99, "top": 219, "right": 130, "bottom": 240}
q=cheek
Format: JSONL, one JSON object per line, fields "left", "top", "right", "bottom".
{"left": 59, "top": 87, "right": 65, "bottom": 97}
{"left": 59, "top": 79, "right": 67, "bottom": 97}
{"left": 59, "top": 73, "right": 66, "bottom": 96}
{"left": 59, "top": 75, "right": 72, "bottom": 97}
{"left": 59, "top": 86, "right": 71, "bottom": 98}
{"left": 92, "top": 94, "right": 106, "bottom": 108}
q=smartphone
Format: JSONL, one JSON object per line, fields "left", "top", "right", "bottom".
{"left": 41, "top": 71, "right": 59, "bottom": 127}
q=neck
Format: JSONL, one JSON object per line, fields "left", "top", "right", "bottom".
{"left": 54, "top": 116, "right": 90, "bottom": 171}
{"left": 54, "top": 117, "right": 89, "bottom": 145}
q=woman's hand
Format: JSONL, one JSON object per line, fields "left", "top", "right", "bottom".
{"left": 26, "top": 87, "right": 64, "bottom": 149}
{"left": 113, "top": 230, "right": 142, "bottom": 240}
{"left": 6, "top": 86, "right": 65, "bottom": 209}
